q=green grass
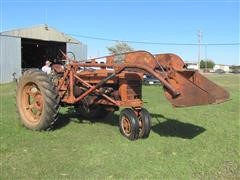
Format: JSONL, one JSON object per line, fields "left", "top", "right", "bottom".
{"left": 0, "top": 74, "right": 239, "bottom": 179}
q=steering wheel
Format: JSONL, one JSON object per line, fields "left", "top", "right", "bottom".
{"left": 66, "top": 51, "right": 76, "bottom": 61}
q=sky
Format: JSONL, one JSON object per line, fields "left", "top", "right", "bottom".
{"left": 0, "top": 0, "right": 239, "bottom": 65}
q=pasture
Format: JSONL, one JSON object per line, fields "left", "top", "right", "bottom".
{"left": 0, "top": 74, "right": 239, "bottom": 179}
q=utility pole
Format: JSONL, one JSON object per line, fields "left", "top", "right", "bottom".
{"left": 204, "top": 45, "right": 208, "bottom": 72}
{"left": 198, "top": 30, "right": 202, "bottom": 70}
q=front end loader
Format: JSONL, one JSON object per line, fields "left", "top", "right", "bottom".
{"left": 16, "top": 51, "right": 229, "bottom": 140}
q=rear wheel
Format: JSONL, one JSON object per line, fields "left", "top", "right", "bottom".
{"left": 119, "top": 108, "right": 139, "bottom": 141}
{"left": 16, "top": 69, "right": 59, "bottom": 130}
{"left": 138, "top": 108, "right": 152, "bottom": 138}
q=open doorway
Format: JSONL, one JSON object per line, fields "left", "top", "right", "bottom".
{"left": 21, "top": 38, "right": 66, "bottom": 70}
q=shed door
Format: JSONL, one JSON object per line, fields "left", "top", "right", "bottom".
{"left": 0, "top": 36, "right": 21, "bottom": 83}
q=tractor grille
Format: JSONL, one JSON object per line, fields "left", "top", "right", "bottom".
{"left": 127, "top": 80, "right": 142, "bottom": 99}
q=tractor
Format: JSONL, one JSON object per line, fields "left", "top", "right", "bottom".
{"left": 16, "top": 51, "right": 229, "bottom": 140}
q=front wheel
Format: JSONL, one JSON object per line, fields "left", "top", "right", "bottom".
{"left": 119, "top": 108, "right": 139, "bottom": 141}
{"left": 138, "top": 108, "right": 152, "bottom": 138}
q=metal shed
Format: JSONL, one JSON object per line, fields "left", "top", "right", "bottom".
{"left": 0, "top": 24, "right": 87, "bottom": 83}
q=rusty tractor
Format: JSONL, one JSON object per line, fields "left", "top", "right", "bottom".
{"left": 16, "top": 51, "right": 229, "bottom": 140}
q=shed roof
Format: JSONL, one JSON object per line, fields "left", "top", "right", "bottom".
{"left": 0, "top": 24, "right": 79, "bottom": 43}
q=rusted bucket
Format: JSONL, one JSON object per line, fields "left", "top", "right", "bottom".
{"left": 163, "top": 70, "right": 230, "bottom": 107}
{"left": 155, "top": 54, "right": 230, "bottom": 107}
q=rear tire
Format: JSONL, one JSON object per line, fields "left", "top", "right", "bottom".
{"left": 119, "top": 108, "right": 139, "bottom": 141}
{"left": 16, "top": 69, "right": 59, "bottom": 130}
{"left": 138, "top": 108, "right": 152, "bottom": 138}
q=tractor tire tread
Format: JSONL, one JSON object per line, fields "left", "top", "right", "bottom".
{"left": 16, "top": 69, "right": 59, "bottom": 131}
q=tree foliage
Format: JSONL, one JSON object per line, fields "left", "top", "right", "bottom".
{"left": 200, "top": 59, "right": 215, "bottom": 69}
{"left": 230, "top": 65, "right": 240, "bottom": 70}
{"left": 107, "top": 42, "right": 134, "bottom": 55}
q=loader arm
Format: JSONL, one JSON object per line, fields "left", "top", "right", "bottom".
{"left": 107, "top": 51, "right": 230, "bottom": 107}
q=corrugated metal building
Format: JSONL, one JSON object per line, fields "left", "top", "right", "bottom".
{"left": 0, "top": 24, "right": 87, "bottom": 83}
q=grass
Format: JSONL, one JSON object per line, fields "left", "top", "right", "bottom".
{"left": 0, "top": 74, "right": 239, "bottom": 179}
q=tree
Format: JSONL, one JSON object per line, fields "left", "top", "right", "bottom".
{"left": 107, "top": 42, "right": 134, "bottom": 63}
{"left": 200, "top": 59, "right": 215, "bottom": 69}
{"left": 107, "top": 42, "right": 134, "bottom": 55}
{"left": 230, "top": 65, "right": 240, "bottom": 70}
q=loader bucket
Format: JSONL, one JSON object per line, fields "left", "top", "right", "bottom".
{"left": 154, "top": 53, "right": 230, "bottom": 107}
{"left": 163, "top": 70, "right": 230, "bottom": 107}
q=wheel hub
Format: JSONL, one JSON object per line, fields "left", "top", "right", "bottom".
{"left": 22, "top": 83, "right": 43, "bottom": 123}
{"left": 122, "top": 116, "right": 131, "bottom": 135}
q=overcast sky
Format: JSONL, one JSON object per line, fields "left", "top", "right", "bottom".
{"left": 1, "top": 0, "right": 239, "bottom": 65}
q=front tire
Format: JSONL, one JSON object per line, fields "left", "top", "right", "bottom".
{"left": 138, "top": 108, "right": 152, "bottom": 138}
{"left": 119, "top": 108, "right": 139, "bottom": 141}
{"left": 16, "top": 69, "right": 59, "bottom": 130}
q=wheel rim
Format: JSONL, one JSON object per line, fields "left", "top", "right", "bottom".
{"left": 21, "top": 82, "right": 43, "bottom": 124}
{"left": 121, "top": 115, "right": 131, "bottom": 136}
